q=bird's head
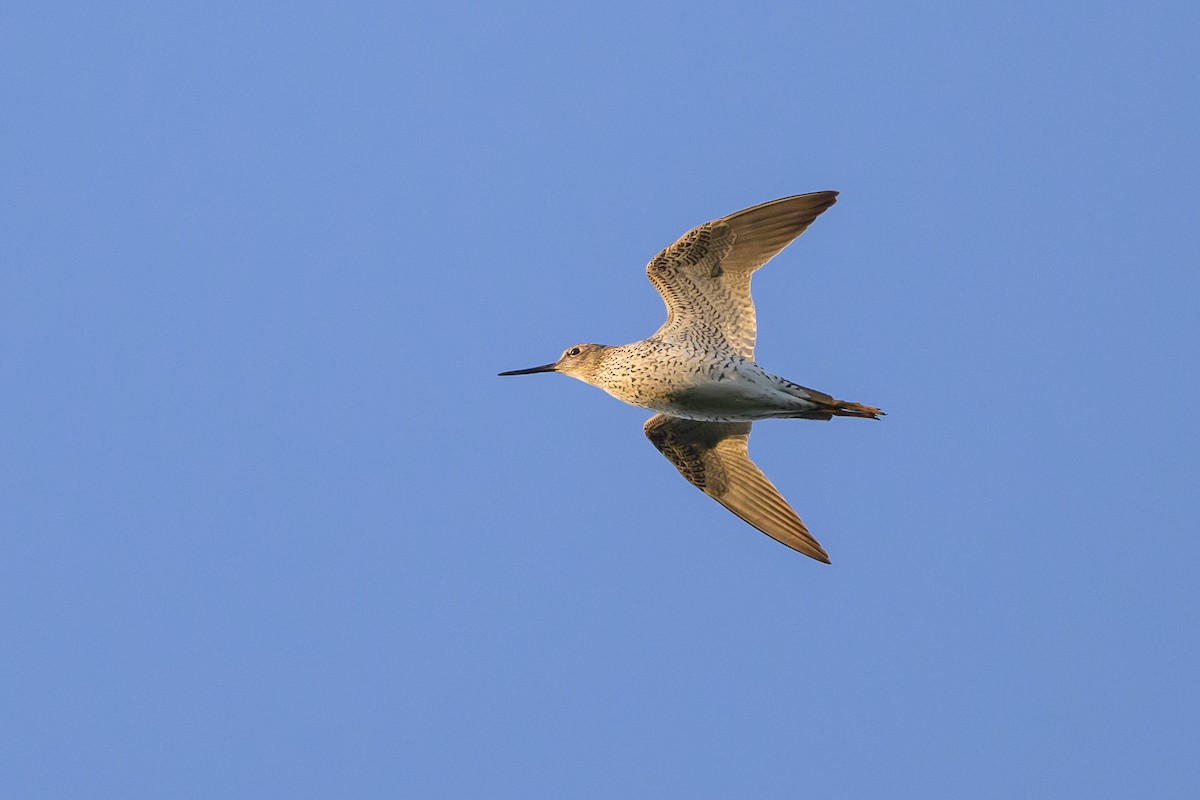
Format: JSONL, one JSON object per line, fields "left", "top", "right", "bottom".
{"left": 498, "top": 343, "right": 608, "bottom": 384}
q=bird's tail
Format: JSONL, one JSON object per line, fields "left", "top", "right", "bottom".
{"left": 778, "top": 381, "right": 884, "bottom": 420}
{"left": 824, "top": 399, "right": 885, "bottom": 419}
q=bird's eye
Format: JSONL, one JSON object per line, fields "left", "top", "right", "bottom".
{"left": 568, "top": 347, "right": 581, "bottom": 356}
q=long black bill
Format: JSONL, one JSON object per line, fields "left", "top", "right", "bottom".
{"left": 497, "top": 362, "right": 557, "bottom": 376}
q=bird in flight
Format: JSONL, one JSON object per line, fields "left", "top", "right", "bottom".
{"left": 499, "top": 192, "right": 881, "bottom": 562}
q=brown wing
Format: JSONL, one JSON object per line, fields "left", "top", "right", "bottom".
{"left": 643, "top": 414, "right": 830, "bottom": 563}
{"left": 645, "top": 192, "right": 838, "bottom": 360}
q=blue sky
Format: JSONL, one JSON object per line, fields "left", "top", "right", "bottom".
{"left": 3, "top": 2, "right": 1198, "bottom": 797}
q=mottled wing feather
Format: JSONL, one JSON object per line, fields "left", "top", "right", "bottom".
{"left": 646, "top": 192, "right": 838, "bottom": 360}
{"left": 643, "top": 414, "right": 830, "bottom": 563}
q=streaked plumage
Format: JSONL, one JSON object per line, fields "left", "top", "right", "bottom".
{"left": 499, "top": 192, "right": 882, "bottom": 563}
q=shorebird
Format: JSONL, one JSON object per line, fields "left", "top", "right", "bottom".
{"left": 499, "top": 192, "right": 881, "bottom": 563}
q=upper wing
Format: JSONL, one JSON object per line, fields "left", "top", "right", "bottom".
{"left": 643, "top": 414, "right": 830, "bottom": 563}
{"left": 645, "top": 192, "right": 838, "bottom": 360}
